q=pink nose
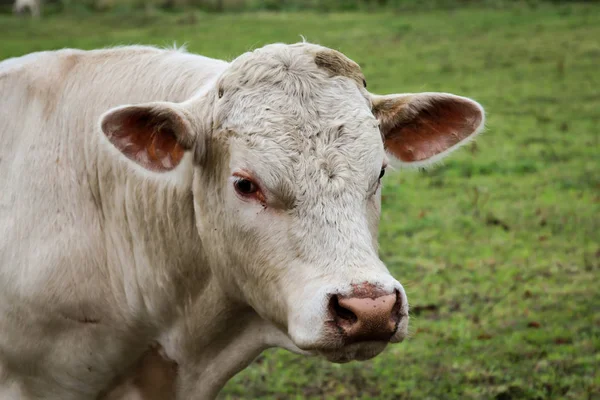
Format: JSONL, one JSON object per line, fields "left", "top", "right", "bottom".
{"left": 329, "top": 286, "right": 402, "bottom": 343}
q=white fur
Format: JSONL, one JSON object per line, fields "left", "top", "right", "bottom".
{"left": 12, "top": 0, "right": 40, "bottom": 17}
{"left": 0, "top": 43, "right": 482, "bottom": 399}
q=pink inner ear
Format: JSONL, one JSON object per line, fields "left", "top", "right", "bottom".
{"left": 385, "top": 98, "right": 482, "bottom": 163}
{"left": 108, "top": 111, "right": 185, "bottom": 172}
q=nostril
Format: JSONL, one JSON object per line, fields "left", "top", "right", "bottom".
{"left": 392, "top": 289, "right": 403, "bottom": 323}
{"left": 328, "top": 290, "right": 400, "bottom": 344}
{"left": 329, "top": 295, "right": 357, "bottom": 324}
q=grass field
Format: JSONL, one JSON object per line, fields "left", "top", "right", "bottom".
{"left": 1, "top": 3, "right": 599, "bottom": 399}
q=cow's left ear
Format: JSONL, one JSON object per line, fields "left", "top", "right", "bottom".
{"left": 372, "top": 93, "right": 485, "bottom": 166}
{"left": 100, "top": 102, "right": 195, "bottom": 172}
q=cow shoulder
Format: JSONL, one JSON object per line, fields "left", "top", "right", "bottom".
{"left": 0, "top": 49, "right": 87, "bottom": 119}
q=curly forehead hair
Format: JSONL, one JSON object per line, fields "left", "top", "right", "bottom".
{"left": 216, "top": 43, "right": 365, "bottom": 98}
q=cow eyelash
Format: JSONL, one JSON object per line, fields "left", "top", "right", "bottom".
{"left": 367, "top": 167, "right": 386, "bottom": 198}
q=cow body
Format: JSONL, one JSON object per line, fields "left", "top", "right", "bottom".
{"left": 0, "top": 44, "right": 484, "bottom": 399}
{"left": 0, "top": 47, "right": 232, "bottom": 399}
{"left": 12, "top": 0, "right": 41, "bottom": 17}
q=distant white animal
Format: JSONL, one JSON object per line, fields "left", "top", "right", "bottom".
{"left": 12, "top": 0, "right": 41, "bottom": 17}
{"left": 0, "top": 42, "right": 484, "bottom": 399}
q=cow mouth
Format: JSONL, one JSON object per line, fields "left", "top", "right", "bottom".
{"left": 316, "top": 341, "right": 390, "bottom": 363}
{"left": 288, "top": 313, "right": 409, "bottom": 363}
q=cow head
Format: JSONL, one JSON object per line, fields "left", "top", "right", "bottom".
{"left": 100, "top": 43, "right": 484, "bottom": 363}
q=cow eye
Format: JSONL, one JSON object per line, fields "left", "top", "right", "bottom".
{"left": 379, "top": 168, "right": 386, "bottom": 180}
{"left": 234, "top": 178, "right": 257, "bottom": 195}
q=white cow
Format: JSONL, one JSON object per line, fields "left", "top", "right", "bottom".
{"left": 0, "top": 43, "right": 484, "bottom": 399}
{"left": 12, "top": 0, "right": 41, "bottom": 17}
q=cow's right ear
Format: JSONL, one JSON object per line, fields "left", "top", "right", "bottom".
{"left": 100, "top": 102, "right": 195, "bottom": 172}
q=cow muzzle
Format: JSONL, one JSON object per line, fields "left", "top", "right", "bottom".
{"left": 287, "top": 281, "right": 408, "bottom": 363}
{"left": 327, "top": 282, "right": 407, "bottom": 344}
{"left": 328, "top": 288, "right": 403, "bottom": 344}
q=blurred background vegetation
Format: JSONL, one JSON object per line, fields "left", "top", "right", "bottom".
{"left": 1, "top": 0, "right": 597, "bottom": 13}
{"left": 1, "top": 0, "right": 599, "bottom": 399}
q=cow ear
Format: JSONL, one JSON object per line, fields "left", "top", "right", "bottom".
{"left": 372, "top": 93, "right": 484, "bottom": 166}
{"left": 100, "top": 102, "right": 195, "bottom": 172}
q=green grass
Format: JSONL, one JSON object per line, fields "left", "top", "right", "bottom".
{"left": 2, "top": 3, "right": 599, "bottom": 399}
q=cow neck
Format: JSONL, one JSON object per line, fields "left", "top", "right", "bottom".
{"left": 157, "top": 281, "right": 269, "bottom": 399}
{"left": 92, "top": 153, "right": 208, "bottom": 324}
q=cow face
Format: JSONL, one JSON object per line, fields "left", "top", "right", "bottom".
{"left": 100, "top": 43, "right": 484, "bottom": 363}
